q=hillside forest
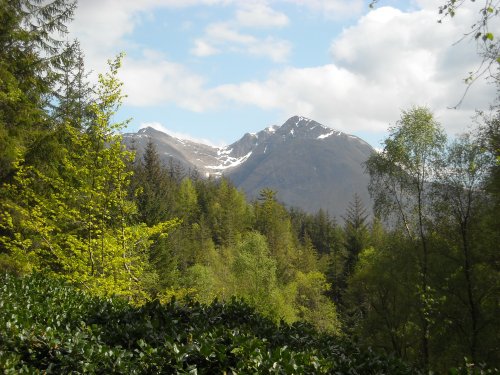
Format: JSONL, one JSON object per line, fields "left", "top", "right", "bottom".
{"left": 0, "top": 0, "right": 499, "bottom": 373}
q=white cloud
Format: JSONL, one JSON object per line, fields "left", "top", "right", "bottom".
{"left": 205, "top": 22, "right": 257, "bottom": 44}
{"left": 235, "top": 3, "right": 289, "bottom": 28}
{"left": 211, "top": 5, "right": 495, "bottom": 137}
{"left": 286, "top": 0, "right": 364, "bottom": 18}
{"left": 69, "top": 0, "right": 233, "bottom": 73}
{"left": 120, "top": 51, "right": 219, "bottom": 111}
{"left": 247, "top": 37, "right": 291, "bottom": 62}
{"left": 71, "top": 0, "right": 291, "bottom": 65}
{"left": 69, "top": 1, "right": 496, "bottom": 143}
{"left": 193, "top": 21, "right": 291, "bottom": 62}
{"left": 191, "top": 39, "right": 220, "bottom": 56}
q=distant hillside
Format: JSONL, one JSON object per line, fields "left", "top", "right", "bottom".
{"left": 123, "top": 116, "right": 374, "bottom": 218}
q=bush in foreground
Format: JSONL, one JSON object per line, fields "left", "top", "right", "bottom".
{"left": 0, "top": 272, "right": 419, "bottom": 374}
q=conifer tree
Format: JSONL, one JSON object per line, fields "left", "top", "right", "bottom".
{"left": 135, "top": 138, "right": 176, "bottom": 226}
{"left": 0, "top": 0, "right": 76, "bottom": 180}
{"left": 340, "top": 193, "right": 369, "bottom": 297}
{"left": 51, "top": 40, "right": 94, "bottom": 130}
{"left": 254, "top": 188, "right": 295, "bottom": 282}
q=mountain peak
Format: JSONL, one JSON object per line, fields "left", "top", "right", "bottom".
{"left": 123, "top": 116, "right": 374, "bottom": 217}
{"left": 274, "top": 115, "right": 339, "bottom": 140}
{"left": 138, "top": 126, "right": 157, "bottom": 134}
{"left": 283, "top": 115, "right": 316, "bottom": 128}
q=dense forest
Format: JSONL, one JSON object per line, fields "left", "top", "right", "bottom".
{"left": 0, "top": 0, "right": 499, "bottom": 373}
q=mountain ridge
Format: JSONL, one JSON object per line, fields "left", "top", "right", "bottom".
{"left": 123, "top": 116, "right": 374, "bottom": 218}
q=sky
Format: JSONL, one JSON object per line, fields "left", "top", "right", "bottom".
{"left": 67, "top": 0, "right": 498, "bottom": 148}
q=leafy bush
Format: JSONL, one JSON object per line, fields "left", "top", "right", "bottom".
{"left": 0, "top": 273, "right": 419, "bottom": 374}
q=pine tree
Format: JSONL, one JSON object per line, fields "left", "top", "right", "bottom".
{"left": 0, "top": 0, "right": 76, "bottom": 180}
{"left": 341, "top": 193, "right": 369, "bottom": 292}
{"left": 51, "top": 40, "right": 94, "bottom": 130}
{"left": 254, "top": 188, "right": 295, "bottom": 282}
{"left": 135, "top": 138, "right": 176, "bottom": 226}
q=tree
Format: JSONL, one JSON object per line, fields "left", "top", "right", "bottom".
{"left": 130, "top": 139, "right": 182, "bottom": 293}
{"left": 433, "top": 131, "right": 498, "bottom": 364}
{"left": 292, "top": 271, "right": 340, "bottom": 334}
{"left": 51, "top": 40, "right": 94, "bottom": 130}
{"left": 0, "top": 55, "right": 178, "bottom": 300}
{"left": 254, "top": 188, "right": 295, "bottom": 283}
{"left": 479, "top": 97, "right": 500, "bottom": 206}
{"left": 365, "top": 106, "right": 446, "bottom": 370}
{"left": 206, "top": 178, "right": 252, "bottom": 248}
{"left": 135, "top": 139, "right": 177, "bottom": 226}
{"left": 0, "top": 0, "right": 76, "bottom": 180}
{"left": 340, "top": 193, "right": 369, "bottom": 296}
{"left": 346, "top": 235, "right": 419, "bottom": 360}
{"left": 232, "top": 232, "right": 295, "bottom": 322}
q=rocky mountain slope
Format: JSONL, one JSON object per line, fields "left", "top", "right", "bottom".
{"left": 123, "top": 116, "right": 374, "bottom": 218}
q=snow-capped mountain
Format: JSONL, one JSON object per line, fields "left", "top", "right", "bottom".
{"left": 123, "top": 116, "right": 374, "bottom": 218}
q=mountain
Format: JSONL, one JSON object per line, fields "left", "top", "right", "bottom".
{"left": 123, "top": 116, "right": 374, "bottom": 218}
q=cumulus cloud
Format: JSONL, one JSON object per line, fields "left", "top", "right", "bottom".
{"left": 69, "top": 1, "right": 496, "bottom": 142}
{"left": 120, "top": 50, "right": 219, "bottom": 111}
{"left": 192, "top": 15, "right": 292, "bottom": 62}
{"left": 286, "top": 0, "right": 364, "bottom": 18}
{"left": 211, "top": 5, "right": 495, "bottom": 138}
{"left": 191, "top": 39, "right": 220, "bottom": 57}
{"left": 69, "top": 0, "right": 232, "bottom": 71}
{"left": 235, "top": 3, "right": 289, "bottom": 28}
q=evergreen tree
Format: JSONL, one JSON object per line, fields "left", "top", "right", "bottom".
{"left": 339, "top": 193, "right": 369, "bottom": 299}
{"left": 51, "top": 40, "right": 94, "bottom": 130}
{"left": 135, "top": 138, "right": 176, "bottom": 226}
{"left": 0, "top": 0, "right": 76, "bottom": 180}
{"left": 254, "top": 188, "right": 295, "bottom": 282}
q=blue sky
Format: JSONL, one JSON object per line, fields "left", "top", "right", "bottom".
{"left": 68, "top": 0, "right": 496, "bottom": 148}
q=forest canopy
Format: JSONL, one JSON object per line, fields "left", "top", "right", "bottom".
{"left": 0, "top": 1, "right": 498, "bottom": 373}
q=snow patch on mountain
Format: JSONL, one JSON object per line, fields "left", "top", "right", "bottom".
{"left": 266, "top": 125, "right": 278, "bottom": 133}
{"left": 206, "top": 151, "right": 253, "bottom": 174}
{"left": 295, "top": 116, "right": 312, "bottom": 125}
{"left": 317, "top": 131, "right": 335, "bottom": 139}
{"left": 217, "top": 148, "right": 233, "bottom": 156}
{"left": 125, "top": 116, "right": 374, "bottom": 179}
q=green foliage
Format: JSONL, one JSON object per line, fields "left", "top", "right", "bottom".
{"left": 0, "top": 272, "right": 420, "bottom": 374}
{"left": 1, "top": 3, "right": 498, "bottom": 372}
{"left": 255, "top": 189, "right": 296, "bottom": 282}
{"left": 337, "top": 193, "right": 370, "bottom": 303}
{"left": 0, "top": 56, "right": 179, "bottom": 300}
{"left": 0, "top": 0, "right": 76, "bottom": 180}
{"left": 346, "top": 239, "right": 419, "bottom": 360}
{"left": 365, "top": 106, "right": 446, "bottom": 369}
{"left": 231, "top": 232, "right": 295, "bottom": 322}
{"left": 357, "top": 107, "right": 499, "bottom": 371}
{"left": 291, "top": 271, "right": 340, "bottom": 334}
